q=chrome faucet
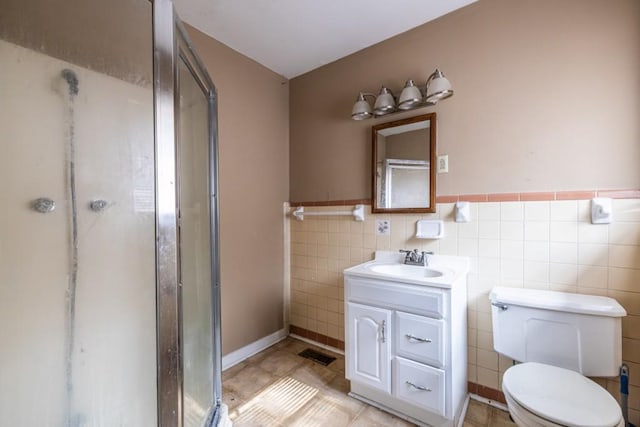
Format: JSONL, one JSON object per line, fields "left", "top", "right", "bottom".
{"left": 399, "top": 249, "right": 433, "bottom": 266}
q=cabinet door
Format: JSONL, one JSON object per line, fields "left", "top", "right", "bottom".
{"left": 346, "top": 302, "right": 392, "bottom": 393}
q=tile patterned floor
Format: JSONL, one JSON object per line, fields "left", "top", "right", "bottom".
{"left": 222, "top": 337, "right": 515, "bottom": 426}
{"left": 463, "top": 399, "right": 516, "bottom": 427}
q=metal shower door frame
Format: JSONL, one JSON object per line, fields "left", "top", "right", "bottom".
{"left": 153, "top": 1, "right": 222, "bottom": 425}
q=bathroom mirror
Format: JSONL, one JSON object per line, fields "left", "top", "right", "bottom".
{"left": 372, "top": 113, "right": 436, "bottom": 213}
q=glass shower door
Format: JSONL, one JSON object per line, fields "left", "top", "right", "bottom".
{"left": 178, "top": 54, "right": 216, "bottom": 427}
{"left": 154, "top": 1, "right": 222, "bottom": 425}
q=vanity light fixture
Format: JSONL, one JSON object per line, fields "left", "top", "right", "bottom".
{"left": 351, "top": 93, "right": 374, "bottom": 120}
{"left": 425, "top": 68, "right": 454, "bottom": 103}
{"left": 351, "top": 68, "right": 453, "bottom": 120}
{"left": 373, "top": 86, "right": 395, "bottom": 115}
{"left": 398, "top": 79, "right": 424, "bottom": 110}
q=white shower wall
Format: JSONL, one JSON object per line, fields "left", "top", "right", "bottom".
{"left": 0, "top": 39, "right": 157, "bottom": 425}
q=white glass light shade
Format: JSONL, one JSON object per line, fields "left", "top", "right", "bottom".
{"left": 351, "top": 93, "right": 372, "bottom": 120}
{"left": 425, "top": 69, "right": 453, "bottom": 103}
{"left": 373, "top": 86, "right": 395, "bottom": 115}
{"left": 398, "top": 79, "right": 422, "bottom": 110}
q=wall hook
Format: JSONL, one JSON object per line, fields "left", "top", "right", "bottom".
{"left": 591, "top": 197, "right": 612, "bottom": 224}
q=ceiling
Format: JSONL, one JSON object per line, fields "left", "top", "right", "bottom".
{"left": 174, "top": 0, "right": 477, "bottom": 79}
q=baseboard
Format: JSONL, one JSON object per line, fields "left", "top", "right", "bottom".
{"left": 469, "top": 393, "right": 509, "bottom": 412}
{"left": 221, "top": 328, "right": 288, "bottom": 371}
{"left": 289, "top": 325, "right": 345, "bottom": 350}
{"left": 289, "top": 334, "right": 345, "bottom": 355}
{"left": 467, "top": 381, "right": 506, "bottom": 404}
{"left": 456, "top": 395, "right": 470, "bottom": 427}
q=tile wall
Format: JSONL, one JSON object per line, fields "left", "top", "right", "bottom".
{"left": 289, "top": 198, "right": 640, "bottom": 424}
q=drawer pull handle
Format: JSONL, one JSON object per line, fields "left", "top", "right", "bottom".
{"left": 406, "top": 381, "right": 431, "bottom": 392}
{"left": 405, "top": 334, "right": 432, "bottom": 343}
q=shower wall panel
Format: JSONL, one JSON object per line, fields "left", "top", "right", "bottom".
{"left": 0, "top": 39, "right": 157, "bottom": 426}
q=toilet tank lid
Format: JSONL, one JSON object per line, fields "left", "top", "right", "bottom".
{"left": 490, "top": 287, "right": 626, "bottom": 317}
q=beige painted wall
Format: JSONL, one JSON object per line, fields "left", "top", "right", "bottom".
{"left": 290, "top": 0, "right": 640, "bottom": 202}
{"left": 187, "top": 26, "right": 290, "bottom": 355}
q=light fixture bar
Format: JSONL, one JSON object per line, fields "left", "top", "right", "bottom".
{"left": 350, "top": 68, "right": 453, "bottom": 120}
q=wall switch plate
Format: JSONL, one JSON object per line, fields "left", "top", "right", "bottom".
{"left": 437, "top": 155, "right": 449, "bottom": 173}
{"left": 376, "top": 219, "right": 390, "bottom": 235}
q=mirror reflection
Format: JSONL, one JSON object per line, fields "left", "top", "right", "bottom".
{"left": 372, "top": 114, "right": 436, "bottom": 213}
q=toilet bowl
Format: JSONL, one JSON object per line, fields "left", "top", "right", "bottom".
{"left": 501, "top": 363, "right": 624, "bottom": 427}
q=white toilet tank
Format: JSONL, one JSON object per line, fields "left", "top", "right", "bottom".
{"left": 490, "top": 287, "right": 626, "bottom": 377}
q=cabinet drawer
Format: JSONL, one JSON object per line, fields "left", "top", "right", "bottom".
{"left": 347, "top": 277, "right": 446, "bottom": 318}
{"left": 396, "top": 311, "right": 445, "bottom": 367}
{"left": 393, "top": 357, "right": 446, "bottom": 416}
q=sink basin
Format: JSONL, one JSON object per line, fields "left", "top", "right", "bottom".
{"left": 367, "top": 263, "right": 444, "bottom": 278}
{"left": 344, "top": 251, "right": 469, "bottom": 288}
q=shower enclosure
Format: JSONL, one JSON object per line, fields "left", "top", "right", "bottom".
{"left": 0, "top": 0, "right": 222, "bottom": 425}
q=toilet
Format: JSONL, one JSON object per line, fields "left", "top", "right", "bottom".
{"left": 490, "top": 287, "right": 627, "bottom": 427}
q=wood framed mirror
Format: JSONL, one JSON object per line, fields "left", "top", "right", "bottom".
{"left": 372, "top": 113, "right": 436, "bottom": 213}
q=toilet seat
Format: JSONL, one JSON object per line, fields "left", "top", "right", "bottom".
{"left": 503, "top": 388, "right": 625, "bottom": 427}
{"left": 502, "top": 362, "right": 623, "bottom": 427}
{"left": 503, "top": 389, "right": 566, "bottom": 427}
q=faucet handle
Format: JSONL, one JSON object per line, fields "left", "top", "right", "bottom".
{"left": 420, "top": 251, "right": 434, "bottom": 266}
{"left": 399, "top": 249, "right": 414, "bottom": 263}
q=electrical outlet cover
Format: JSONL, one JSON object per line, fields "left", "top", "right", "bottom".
{"left": 376, "top": 219, "right": 390, "bottom": 235}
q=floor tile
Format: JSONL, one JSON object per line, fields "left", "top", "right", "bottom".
{"left": 489, "top": 406, "right": 516, "bottom": 426}
{"left": 465, "top": 398, "right": 491, "bottom": 424}
{"left": 221, "top": 386, "right": 244, "bottom": 412}
{"left": 258, "top": 349, "right": 306, "bottom": 376}
{"left": 285, "top": 393, "right": 360, "bottom": 427}
{"left": 348, "top": 405, "right": 415, "bottom": 426}
{"left": 289, "top": 361, "right": 338, "bottom": 389}
{"left": 224, "top": 364, "right": 279, "bottom": 401}
{"left": 222, "top": 337, "right": 514, "bottom": 426}
{"left": 222, "top": 360, "right": 248, "bottom": 382}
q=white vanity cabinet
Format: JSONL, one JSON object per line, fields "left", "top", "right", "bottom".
{"left": 344, "top": 254, "right": 468, "bottom": 427}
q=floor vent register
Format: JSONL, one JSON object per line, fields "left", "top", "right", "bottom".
{"left": 298, "top": 348, "right": 336, "bottom": 366}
